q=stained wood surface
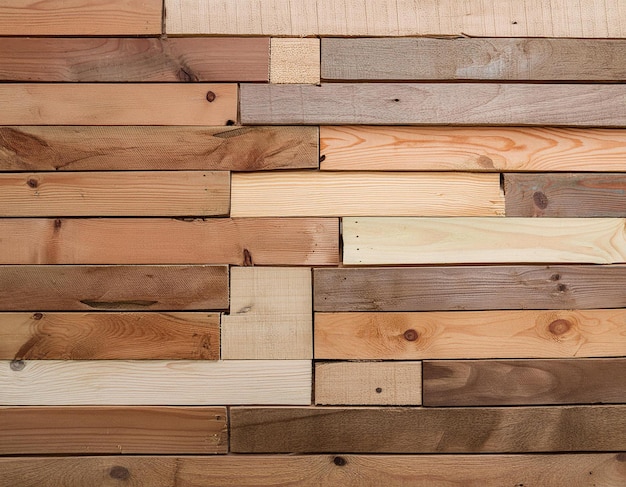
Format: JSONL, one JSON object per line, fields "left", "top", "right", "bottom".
{"left": 0, "top": 265, "right": 228, "bottom": 311}
{"left": 315, "top": 362, "right": 422, "bottom": 405}
{"left": 343, "top": 217, "right": 626, "bottom": 265}
{"left": 315, "top": 310, "right": 626, "bottom": 360}
{"left": 314, "top": 266, "right": 626, "bottom": 312}
{"left": 230, "top": 405, "right": 626, "bottom": 453}
{"left": 320, "top": 126, "right": 626, "bottom": 172}
{"left": 505, "top": 173, "right": 626, "bottom": 217}
{"left": 0, "top": 218, "right": 338, "bottom": 265}
{"left": 0, "top": 407, "right": 227, "bottom": 455}
{"left": 423, "top": 359, "right": 626, "bottom": 407}
{"left": 165, "top": 0, "right": 626, "bottom": 37}
{"left": 270, "top": 38, "right": 320, "bottom": 84}
{"left": 322, "top": 38, "right": 626, "bottom": 81}
{"left": 222, "top": 268, "right": 312, "bottom": 360}
{"left": 0, "top": 312, "right": 220, "bottom": 360}
{"left": 231, "top": 172, "right": 504, "bottom": 217}
{"left": 0, "top": 84, "right": 237, "bottom": 125}
{"left": 0, "top": 126, "right": 318, "bottom": 172}
{"left": 0, "top": 360, "right": 311, "bottom": 405}
{"left": 0, "top": 38, "right": 269, "bottom": 82}
{"left": 240, "top": 83, "right": 626, "bottom": 126}
{"left": 0, "top": 0, "right": 161, "bottom": 35}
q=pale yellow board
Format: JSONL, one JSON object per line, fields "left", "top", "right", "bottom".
{"left": 315, "top": 361, "right": 422, "bottom": 405}
{"left": 222, "top": 267, "right": 312, "bottom": 360}
{"left": 344, "top": 217, "right": 626, "bottom": 265}
{"left": 270, "top": 38, "right": 320, "bottom": 84}
{"left": 230, "top": 172, "right": 504, "bottom": 217}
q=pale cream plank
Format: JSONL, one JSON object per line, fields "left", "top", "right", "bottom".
{"left": 270, "top": 38, "right": 320, "bottom": 84}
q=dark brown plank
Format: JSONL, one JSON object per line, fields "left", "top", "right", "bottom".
{"left": 314, "top": 266, "right": 626, "bottom": 312}
{"left": 0, "top": 265, "right": 228, "bottom": 311}
{"left": 423, "top": 359, "right": 626, "bottom": 406}
{"left": 230, "top": 406, "right": 626, "bottom": 453}
{"left": 505, "top": 173, "right": 626, "bottom": 217}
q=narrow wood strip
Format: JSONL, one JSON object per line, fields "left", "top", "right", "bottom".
{"left": 230, "top": 406, "right": 626, "bottom": 453}
{"left": 0, "top": 312, "right": 219, "bottom": 360}
{"left": 320, "top": 126, "right": 626, "bottom": 172}
{"left": 0, "top": 407, "right": 227, "bottom": 455}
{"left": 0, "top": 84, "right": 237, "bottom": 125}
{"left": 0, "top": 218, "right": 338, "bottom": 265}
{"left": 0, "top": 360, "right": 311, "bottom": 405}
{"left": 505, "top": 173, "right": 626, "bottom": 217}
{"left": 231, "top": 172, "right": 504, "bottom": 217}
{"left": 0, "top": 265, "right": 228, "bottom": 311}
{"left": 0, "top": 171, "right": 229, "bottom": 217}
{"left": 314, "top": 310, "right": 626, "bottom": 360}
{"left": 423, "top": 359, "right": 626, "bottom": 407}
{"left": 314, "top": 266, "right": 626, "bottom": 312}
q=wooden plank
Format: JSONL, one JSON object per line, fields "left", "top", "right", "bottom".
{"left": 0, "top": 265, "right": 228, "bottom": 311}
{"left": 0, "top": 360, "right": 311, "bottom": 405}
{"left": 0, "top": 0, "right": 161, "bottom": 35}
{"left": 165, "top": 0, "right": 626, "bottom": 37}
{"left": 270, "top": 38, "right": 320, "bottom": 84}
{"left": 0, "top": 407, "right": 227, "bottom": 455}
{"left": 0, "top": 171, "right": 229, "bottom": 217}
{"left": 423, "top": 359, "right": 626, "bottom": 407}
{"left": 343, "top": 217, "right": 626, "bottom": 265}
{"left": 315, "top": 310, "right": 626, "bottom": 360}
{"left": 230, "top": 405, "right": 626, "bottom": 453}
{"left": 505, "top": 173, "right": 626, "bottom": 217}
{"left": 0, "top": 218, "right": 338, "bottom": 265}
{"left": 0, "top": 312, "right": 219, "bottom": 360}
{"left": 322, "top": 38, "right": 626, "bottom": 81}
{"left": 314, "top": 266, "right": 626, "bottom": 312}
{"left": 319, "top": 126, "right": 626, "bottom": 172}
{"left": 0, "top": 126, "right": 318, "bottom": 172}
{"left": 0, "top": 38, "right": 269, "bottom": 82}
{"left": 222, "top": 268, "right": 312, "bottom": 359}
{"left": 240, "top": 83, "right": 626, "bottom": 126}
{"left": 0, "top": 84, "right": 237, "bottom": 125}
{"left": 231, "top": 172, "right": 504, "bottom": 217}
{"left": 315, "top": 362, "right": 422, "bottom": 405}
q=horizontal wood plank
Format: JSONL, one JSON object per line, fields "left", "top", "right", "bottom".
{"left": 0, "top": 265, "right": 228, "bottom": 311}
{"left": 0, "top": 360, "right": 311, "bottom": 405}
{"left": 270, "top": 38, "right": 320, "bottom": 84}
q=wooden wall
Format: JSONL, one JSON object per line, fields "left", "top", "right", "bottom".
{"left": 0, "top": 1, "right": 625, "bottom": 486}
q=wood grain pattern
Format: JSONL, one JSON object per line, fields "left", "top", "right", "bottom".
{"left": 320, "top": 126, "right": 626, "bottom": 172}
{"left": 315, "top": 310, "right": 626, "bottom": 360}
{"left": 231, "top": 172, "right": 504, "bottom": 217}
{"left": 240, "top": 83, "right": 626, "bottom": 126}
{"left": 343, "top": 217, "right": 626, "bottom": 265}
{"left": 270, "top": 38, "right": 320, "bottom": 84}
{"left": 322, "top": 38, "right": 626, "bottom": 81}
{"left": 315, "top": 362, "right": 422, "bottom": 405}
{"left": 314, "top": 266, "right": 626, "bottom": 312}
{"left": 222, "top": 268, "right": 312, "bottom": 359}
{"left": 0, "top": 407, "right": 227, "bottom": 455}
{"left": 423, "top": 359, "right": 626, "bottom": 406}
{"left": 0, "top": 265, "right": 228, "bottom": 311}
{"left": 230, "top": 406, "right": 626, "bottom": 453}
{"left": 0, "top": 218, "right": 338, "bottom": 265}
{"left": 505, "top": 173, "right": 626, "bottom": 217}
{"left": 0, "top": 360, "right": 311, "bottom": 405}
{"left": 0, "top": 171, "right": 229, "bottom": 217}
{"left": 0, "top": 84, "right": 237, "bottom": 125}
{"left": 0, "top": 312, "right": 220, "bottom": 360}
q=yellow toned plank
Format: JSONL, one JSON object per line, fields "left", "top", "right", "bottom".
{"left": 0, "top": 84, "right": 237, "bottom": 125}
{"left": 320, "top": 126, "right": 626, "bottom": 172}
{"left": 222, "top": 268, "right": 312, "bottom": 359}
{"left": 0, "top": 360, "right": 311, "bottom": 405}
{"left": 343, "top": 218, "right": 626, "bottom": 265}
{"left": 314, "top": 310, "right": 626, "bottom": 360}
{"left": 231, "top": 172, "right": 504, "bottom": 217}
{"left": 315, "top": 362, "right": 421, "bottom": 405}
{"left": 270, "top": 38, "right": 320, "bottom": 84}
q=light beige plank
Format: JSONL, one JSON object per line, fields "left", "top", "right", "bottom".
{"left": 270, "top": 38, "right": 320, "bottom": 84}
{"left": 222, "top": 268, "right": 312, "bottom": 359}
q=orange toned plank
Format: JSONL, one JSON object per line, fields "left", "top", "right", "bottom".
{"left": 0, "top": 84, "right": 236, "bottom": 125}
